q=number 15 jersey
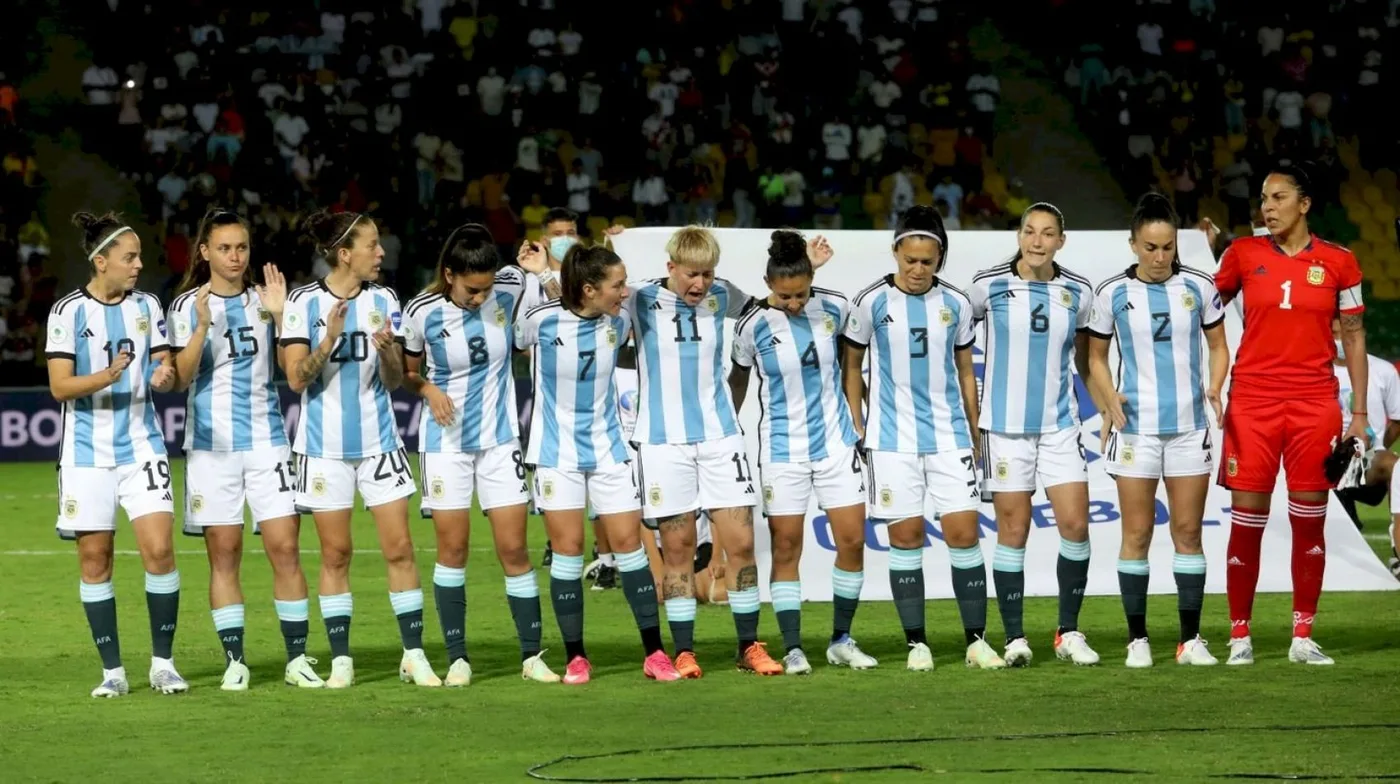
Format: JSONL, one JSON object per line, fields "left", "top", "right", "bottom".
{"left": 281, "top": 279, "right": 405, "bottom": 460}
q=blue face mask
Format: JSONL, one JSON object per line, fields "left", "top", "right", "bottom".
{"left": 549, "top": 236, "right": 578, "bottom": 261}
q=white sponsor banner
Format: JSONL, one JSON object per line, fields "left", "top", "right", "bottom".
{"left": 610, "top": 227, "right": 1398, "bottom": 599}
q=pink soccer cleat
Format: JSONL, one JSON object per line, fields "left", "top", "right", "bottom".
{"left": 643, "top": 650, "right": 681, "bottom": 681}
{"left": 563, "top": 655, "right": 592, "bottom": 685}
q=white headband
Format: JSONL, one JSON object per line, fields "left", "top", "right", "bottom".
{"left": 329, "top": 214, "right": 362, "bottom": 251}
{"left": 893, "top": 230, "right": 943, "bottom": 246}
{"left": 87, "top": 226, "right": 133, "bottom": 261}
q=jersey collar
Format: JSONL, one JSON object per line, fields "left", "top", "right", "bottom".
{"left": 81, "top": 284, "right": 131, "bottom": 306}
{"left": 1010, "top": 259, "right": 1062, "bottom": 280}
{"left": 1125, "top": 262, "right": 1179, "bottom": 282}
{"left": 1267, "top": 233, "right": 1316, "bottom": 257}
{"left": 318, "top": 276, "right": 362, "bottom": 300}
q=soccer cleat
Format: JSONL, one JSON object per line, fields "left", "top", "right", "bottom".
{"left": 1176, "top": 636, "right": 1218, "bottom": 666}
{"left": 1054, "top": 631, "right": 1100, "bottom": 666}
{"left": 674, "top": 651, "right": 704, "bottom": 679}
{"left": 399, "top": 649, "right": 443, "bottom": 686}
{"left": 1288, "top": 636, "right": 1334, "bottom": 665}
{"left": 563, "top": 655, "right": 592, "bottom": 685}
{"left": 738, "top": 642, "right": 784, "bottom": 675}
{"left": 521, "top": 651, "right": 562, "bottom": 683}
{"left": 1003, "top": 637, "right": 1033, "bottom": 667}
{"left": 782, "top": 648, "right": 813, "bottom": 675}
{"left": 1124, "top": 638, "right": 1153, "bottom": 669}
{"left": 445, "top": 658, "right": 473, "bottom": 687}
{"left": 326, "top": 655, "right": 355, "bottom": 688}
{"left": 220, "top": 659, "right": 251, "bottom": 691}
{"left": 1225, "top": 636, "right": 1254, "bottom": 666}
{"left": 149, "top": 658, "right": 189, "bottom": 694}
{"left": 591, "top": 565, "right": 618, "bottom": 591}
{"left": 965, "top": 637, "right": 1006, "bottom": 669}
{"left": 91, "top": 667, "right": 129, "bottom": 698}
{"left": 541, "top": 542, "right": 554, "bottom": 567}
{"left": 284, "top": 655, "right": 325, "bottom": 688}
{"left": 906, "top": 642, "right": 935, "bottom": 671}
{"left": 643, "top": 650, "right": 682, "bottom": 681}
{"left": 825, "top": 635, "right": 879, "bottom": 669}
{"left": 1389, "top": 549, "right": 1399, "bottom": 580}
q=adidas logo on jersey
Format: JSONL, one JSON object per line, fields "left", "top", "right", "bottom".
{"left": 879, "top": 315, "right": 895, "bottom": 325}
{"left": 764, "top": 336, "right": 782, "bottom": 348}
{"left": 80, "top": 328, "right": 95, "bottom": 338}
{"left": 1252, "top": 265, "right": 1268, "bottom": 276}
{"left": 314, "top": 318, "right": 327, "bottom": 328}
{"left": 649, "top": 302, "right": 664, "bottom": 311}
{"left": 438, "top": 329, "right": 451, "bottom": 338}
{"left": 161, "top": 491, "right": 172, "bottom": 501}
{"left": 991, "top": 290, "right": 1016, "bottom": 300}
{"left": 552, "top": 337, "right": 565, "bottom": 346}
{"left": 1118, "top": 302, "right": 1135, "bottom": 312}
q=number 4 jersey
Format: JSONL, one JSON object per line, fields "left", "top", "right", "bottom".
{"left": 281, "top": 279, "right": 406, "bottom": 460}
{"left": 168, "top": 287, "right": 289, "bottom": 452}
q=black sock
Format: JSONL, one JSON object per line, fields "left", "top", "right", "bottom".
{"left": 831, "top": 567, "right": 863, "bottom": 642}
{"left": 81, "top": 582, "right": 122, "bottom": 670}
{"left": 1174, "top": 555, "right": 1207, "bottom": 643}
{"left": 617, "top": 552, "right": 664, "bottom": 654}
{"left": 1056, "top": 539, "right": 1091, "bottom": 632}
{"left": 666, "top": 597, "right": 697, "bottom": 654}
{"left": 993, "top": 570, "right": 1025, "bottom": 643}
{"left": 319, "top": 592, "right": 353, "bottom": 658}
{"left": 550, "top": 556, "right": 586, "bottom": 660}
{"left": 144, "top": 571, "right": 180, "bottom": 660}
{"left": 433, "top": 565, "right": 468, "bottom": 663}
{"left": 1118, "top": 560, "right": 1150, "bottom": 640}
{"left": 889, "top": 548, "right": 926, "bottom": 645}
{"left": 275, "top": 599, "right": 309, "bottom": 661}
{"left": 950, "top": 547, "right": 989, "bottom": 647}
{"left": 212, "top": 605, "right": 246, "bottom": 664}
{"left": 505, "top": 572, "right": 543, "bottom": 661}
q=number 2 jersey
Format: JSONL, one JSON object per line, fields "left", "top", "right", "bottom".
{"left": 167, "top": 287, "right": 288, "bottom": 452}
{"left": 281, "top": 279, "right": 405, "bottom": 460}
{"left": 1215, "top": 234, "right": 1364, "bottom": 400}
{"left": 45, "top": 288, "right": 170, "bottom": 467}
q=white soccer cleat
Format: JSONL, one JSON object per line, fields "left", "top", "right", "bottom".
{"left": 1003, "top": 637, "right": 1033, "bottom": 667}
{"left": 445, "top": 658, "right": 473, "bottom": 687}
{"left": 284, "top": 655, "right": 325, "bottom": 688}
{"left": 965, "top": 637, "right": 1006, "bottom": 669}
{"left": 782, "top": 648, "right": 813, "bottom": 675}
{"left": 825, "top": 635, "right": 879, "bottom": 669}
{"left": 906, "top": 642, "right": 935, "bottom": 671}
{"left": 91, "top": 667, "right": 129, "bottom": 698}
{"left": 1175, "top": 636, "right": 1218, "bottom": 666}
{"left": 399, "top": 648, "right": 443, "bottom": 686}
{"left": 1124, "top": 638, "right": 1153, "bottom": 669}
{"left": 149, "top": 658, "right": 189, "bottom": 694}
{"left": 1225, "top": 636, "right": 1254, "bottom": 666}
{"left": 521, "top": 650, "right": 562, "bottom": 683}
{"left": 220, "top": 659, "right": 250, "bottom": 691}
{"left": 1288, "top": 636, "right": 1334, "bottom": 665}
{"left": 326, "top": 655, "right": 355, "bottom": 688}
{"left": 1054, "top": 631, "right": 1100, "bottom": 666}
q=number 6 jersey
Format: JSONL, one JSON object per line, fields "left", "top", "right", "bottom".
{"left": 281, "top": 279, "right": 405, "bottom": 460}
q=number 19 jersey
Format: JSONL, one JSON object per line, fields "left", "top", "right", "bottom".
{"left": 281, "top": 279, "right": 405, "bottom": 460}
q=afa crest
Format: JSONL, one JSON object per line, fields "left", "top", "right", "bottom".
{"left": 995, "top": 459, "right": 1010, "bottom": 481}
{"left": 368, "top": 310, "right": 385, "bottom": 329}
{"left": 191, "top": 495, "right": 204, "bottom": 513}
{"left": 704, "top": 296, "right": 719, "bottom": 313}
{"left": 822, "top": 313, "right": 836, "bottom": 335}
{"left": 63, "top": 498, "right": 78, "bottom": 519}
{"left": 939, "top": 307, "right": 954, "bottom": 326}
{"left": 541, "top": 480, "right": 555, "bottom": 500}
{"left": 258, "top": 309, "right": 273, "bottom": 323}
{"left": 311, "top": 476, "right": 327, "bottom": 497}
{"left": 605, "top": 326, "right": 618, "bottom": 347}
{"left": 878, "top": 486, "right": 893, "bottom": 508}
{"left": 1059, "top": 289, "right": 1073, "bottom": 307}
{"left": 495, "top": 308, "right": 507, "bottom": 327}
{"left": 1181, "top": 292, "right": 1197, "bottom": 310}
{"left": 762, "top": 485, "right": 774, "bottom": 504}
{"left": 1307, "top": 266, "right": 1325, "bottom": 286}
{"left": 1226, "top": 456, "right": 1238, "bottom": 477}
{"left": 430, "top": 478, "right": 445, "bottom": 499}
{"left": 1120, "top": 446, "right": 1135, "bottom": 466}
{"left": 648, "top": 485, "right": 663, "bottom": 506}
{"left": 135, "top": 316, "right": 150, "bottom": 335}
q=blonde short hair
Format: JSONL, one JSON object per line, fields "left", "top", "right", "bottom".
{"left": 665, "top": 225, "right": 721, "bottom": 270}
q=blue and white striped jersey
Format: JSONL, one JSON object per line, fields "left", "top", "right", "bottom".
{"left": 968, "top": 262, "right": 1093, "bottom": 435}
{"left": 1087, "top": 264, "right": 1226, "bottom": 436}
{"left": 516, "top": 302, "right": 631, "bottom": 472}
{"left": 845, "top": 275, "right": 976, "bottom": 454}
{"left": 280, "top": 279, "right": 405, "bottom": 460}
{"left": 403, "top": 267, "right": 527, "bottom": 453}
{"left": 627, "top": 278, "right": 751, "bottom": 446}
{"left": 732, "top": 288, "right": 858, "bottom": 464}
{"left": 168, "top": 287, "right": 288, "bottom": 452}
{"left": 46, "top": 288, "right": 169, "bottom": 467}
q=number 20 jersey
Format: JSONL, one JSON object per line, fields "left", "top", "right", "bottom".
{"left": 281, "top": 279, "right": 405, "bottom": 460}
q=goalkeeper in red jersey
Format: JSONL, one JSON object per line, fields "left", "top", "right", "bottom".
{"left": 1213, "top": 164, "right": 1369, "bottom": 666}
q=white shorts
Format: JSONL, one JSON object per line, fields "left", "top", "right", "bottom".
{"left": 534, "top": 461, "right": 641, "bottom": 515}
{"left": 866, "top": 449, "right": 980, "bottom": 520}
{"left": 295, "top": 449, "right": 416, "bottom": 512}
{"left": 419, "top": 442, "right": 530, "bottom": 514}
{"left": 56, "top": 458, "right": 175, "bottom": 535}
{"left": 761, "top": 447, "right": 866, "bottom": 516}
{"left": 1105, "top": 430, "right": 1213, "bottom": 479}
{"left": 184, "top": 446, "right": 297, "bottom": 527}
{"left": 983, "top": 427, "right": 1088, "bottom": 493}
{"left": 637, "top": 434, "right": 757, "bottom": 519}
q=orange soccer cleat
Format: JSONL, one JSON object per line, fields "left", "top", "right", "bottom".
{"left": 674, "top": 651, "right": 704, "bottom": 679}
{"left": 737, "top": 642, "right": 784, "bottom": 675}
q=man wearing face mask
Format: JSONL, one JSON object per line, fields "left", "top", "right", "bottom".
{"left": 1330, "top": 317, "right": 1400, "bottom": 533}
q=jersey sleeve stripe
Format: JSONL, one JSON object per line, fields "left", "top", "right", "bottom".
{"left": 169, "top": 288, "right": 197, "bottom": 313}
{"left": 852, "top": 276, "right": 890, "bottom": 307}
{"left": 1093, "top": 273, "right": 1129, "bottom": 296}
{"left": 733, "top": 303, "right": 765, "bottom": 336}
{"left": 46, "top": 351, "right": 76, "bottom": 361}
{"left": 288, "top": 283, "right": 319, "bottom": 302}
{"left": 50, "top": 290, "right": 84, "bottom": 317}
{"left": 810, "top": 285, "right": 848, "bottom": 301}
{"left": 406, "top": 293, "right": 441, "bottom": 318}
{"left": 523, "top": 300, "right": 564, "bottom": 320}
{"left": 971, "top": 263, "right": 1013, "bottom": 284}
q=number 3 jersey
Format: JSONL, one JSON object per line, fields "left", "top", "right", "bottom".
{"left": 45, "top": 288, "right": 170, "bottom": 468}
{"left": 968, "top": 262, "right": 1093, "bottom": 435}
{"left": 167, "top": 287, "right": 288, "bottom": 453}
{"left": 281, "top": 279, "right": 405, "bottom": 460}
{"left": 403, "top": 267, "right": 527, "bottom": 454}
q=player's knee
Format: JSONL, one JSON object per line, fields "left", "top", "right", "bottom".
{"left": 207, "top": 542, "right": 242, "bottom": 577}
{"left": 436, "top": 542, "right": 467, "bottom": 569}
{"left": 319, "top": 541, "right": 353, "bottom": 573}
{"left": 1056, "top": 518, "right": 1089, "bottom": 541}
{"left": 725, "top": 540, "right": 755, "bottom": 566}
{"left": 496, "top": 544, "right": 530, "bottom": 573}
{"left": 1121, "top": 526, "right": 1153, "bottom": 557}
{"left": 140, "top": 541, "right": 176, "bottom": 574}
{"left": 78, "top": 553, "right": 114, "bottom": 584}
{"left": 770, "top": 530, "right": 803, "bottom": 565}
{"left": 380, "top": 537, "right": 417, "bottom": 570}
{"left": 263, "top": 537, "right": 301, "bottom": 575}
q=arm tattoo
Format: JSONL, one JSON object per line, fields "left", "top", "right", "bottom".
{"left": 379, "top": 344, "right": 405, "bottom": 389}
{"left": 295, "top": 342, "right": 332, "bottom": 384}
{"left": 735, "top": 564, "right": 758, "bottom": 592}
{"left": 543, "top": 277, "right": 562, "bottom": 302}
{"left": 662, "top": 571, "right": 693, "bottom": 599}
{"left": 1340, "top": 313, "right": 1364, "bottom": 332}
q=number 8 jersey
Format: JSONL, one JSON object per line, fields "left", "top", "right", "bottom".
{"left": 281, "top": 279, "right": 405, "bottom": 460}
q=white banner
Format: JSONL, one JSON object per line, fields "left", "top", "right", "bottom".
{"left": 610, "top": 227, "right": 1398, "bottom": 599}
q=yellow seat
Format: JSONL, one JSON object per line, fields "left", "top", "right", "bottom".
{"left": 612, "top": 215, "right": 636, "bottom": 228}
{"left": 585, "top": 215, "right": 609, "bottom": 238}
{"left": 1372, "top": 279, "right": 1398, "bottom": 300}
{"left": 1213, "top": 146, "right": 1235, "bottom": 171}
{"left": 863, "top": 191, "right": 886, "bottom": 218}
{"left": 716, "top": 209, "right": 735, "bottom": 228}
{"left": 1363, "top": 184, "right": 1385, "bottom": 206}
{"left": 1372, "top": 201, "right": 1397, "bottom": 225}
{"left": 1376, "top": 169, "right": 1397, "bottom": 192}
{"left": 1360, "top": 219, "right": 1387, "bottom": 244}
{"left": 1340, "top": 182, "right": 1361, "bottom": 205}
{"left": 1226, "top": 133, "right": 1246, "bottom": 152}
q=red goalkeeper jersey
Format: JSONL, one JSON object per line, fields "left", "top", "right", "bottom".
{"left": 1215, "top": 234, "right": 1364, "bottom": 400}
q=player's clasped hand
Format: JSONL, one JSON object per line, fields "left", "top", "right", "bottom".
{"left": 194, "top": 283, "right": 212, "bottom": 327}
{"left": 1100, "top": 391, "right": 1129, "bottom": 454}
{"left": 149, "top": 363, "right": 176, "bottom": 393}
{"left": 371, "top": 325, "right": 395, "bottom": 354}
{"left": 105, "top": 350, "right": 133, "bottom": 382}
{"left": 325, "top": 300, "right": 349, "bottom": 342}
{"left": 423, "top": 385, "right": 456, "bottom": 426}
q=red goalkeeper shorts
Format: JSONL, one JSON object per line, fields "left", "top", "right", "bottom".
{"left": 1217, "top": 395, "right": 1342, "bottom": 493}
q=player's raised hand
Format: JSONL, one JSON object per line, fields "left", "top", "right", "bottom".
{"left": 518, "top": 240, "right": 549, "bottom": 274}
{"left": 105, "top": 349, "right": 133, "bottom": 382}
{"left": 1206, "top": 386, "right": 1224, "bottom": 428}
{"left": 150, "top": 363, "right": 176, "bottom": 392}
{"left": 371, "top": 325, "right": 396, "bottom": 353}
{"left": 423, "top": 384, "right": 456, "bottom": 426}
{"left": 1197, "top": 217, "right": 1220, "bottom": 248}
{"left": 325, "top": 300, "right": 349, "bottom": 342}
{"left": 807, "top": 235, "right": 834, "bottom": 268}
{"left": 255, "top": 263, "right": 287, "bottom": 319}
{"left": 195, "top": 283, "right": 212, "bottom": 327}
{"left": 1100, "top": 391, "right": 1128, "bottom": 454}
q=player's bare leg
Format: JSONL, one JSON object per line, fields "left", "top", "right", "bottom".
{"left": 1116, "top": 476, "right": 1159, "bottom": 667}
{"left": 1285, "top": 489, "right": 1332, "bottom": 664}
{"left": 768, "top": 513, "right": 810, "bottom": 673}
{"left": 311, "top": 509, "right": 356, "bottom": 686}
{"left": 1045, "top": 481, "right": 1099, "bottom": 665}
{"left": 367, "top": 498, "right": 438, "bottom": 685}
{"left": 259, "top": 515, "right": 322, "bottom": 687}
{"left": 710, "top": 505, "right": 781, "bottom": 674}
{"left": 992, "top": 490, "right": 1034, "bottom": 665}
{"left": 1225, "top": 489, "right": 1270, "bottom": 665}
{"left": 432, "top": 508, "right": 473, "bottom": 685}
{"left": 205, "top": 525, "right": 249, "bottom": 689}
{"left": 77, "top": 530, "right": 128, "bottom": 697}
{"left": 943, "top": 510, "right": 1003, "bottom": 669}
{"left": 489, "top": 504, "right": 557, "bottom": 682}
{"left": 824, "top": 503, "right": 877, "bottom": 669}
{"left": 1164, "top": 475, "right": 1215, "bottom": 664}
{"left": 657, "top": 512, "right": 701, "bottom": 676}
{"left": 888, "top": 516, "right": 934, "bottom": 670}
{"left": 600, "top": 511, "right": 676, "bottom": 680}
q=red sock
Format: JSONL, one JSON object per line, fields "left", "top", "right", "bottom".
{"left": 1288, "top": 500, "right": 1328, "bottom": 638}
{"left": 1226, "top": 506, "right": 1269, "bottom": 639}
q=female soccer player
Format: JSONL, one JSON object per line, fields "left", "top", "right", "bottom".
{"left": 969, "top": 202, "right": 1102, "bottom": 667}
{"left": 844, "top": 207, "right": 1004, "bottom": 671}
{"left": 167, "top": 209, "right": 323, "bottom": 689}
{"left": 1215, "top": 164, "right": 1368, "bottom": 666}
{"left": 402, "top": 223, "right": 560, "bottom": 686}
{"left": 48, "top": 212, "right": 185, "bottom": 696}
{"left": 1087, "top": 193, "right": 1229, "bottom": 667}
{"left": 730, "top": 230, "right": 879, "bottom": 675}
{"left": 516, "top": 244, "right": 682, "bottom": 683}
{"left": 281, "top": 209, "right": 439, "bottom": 688}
